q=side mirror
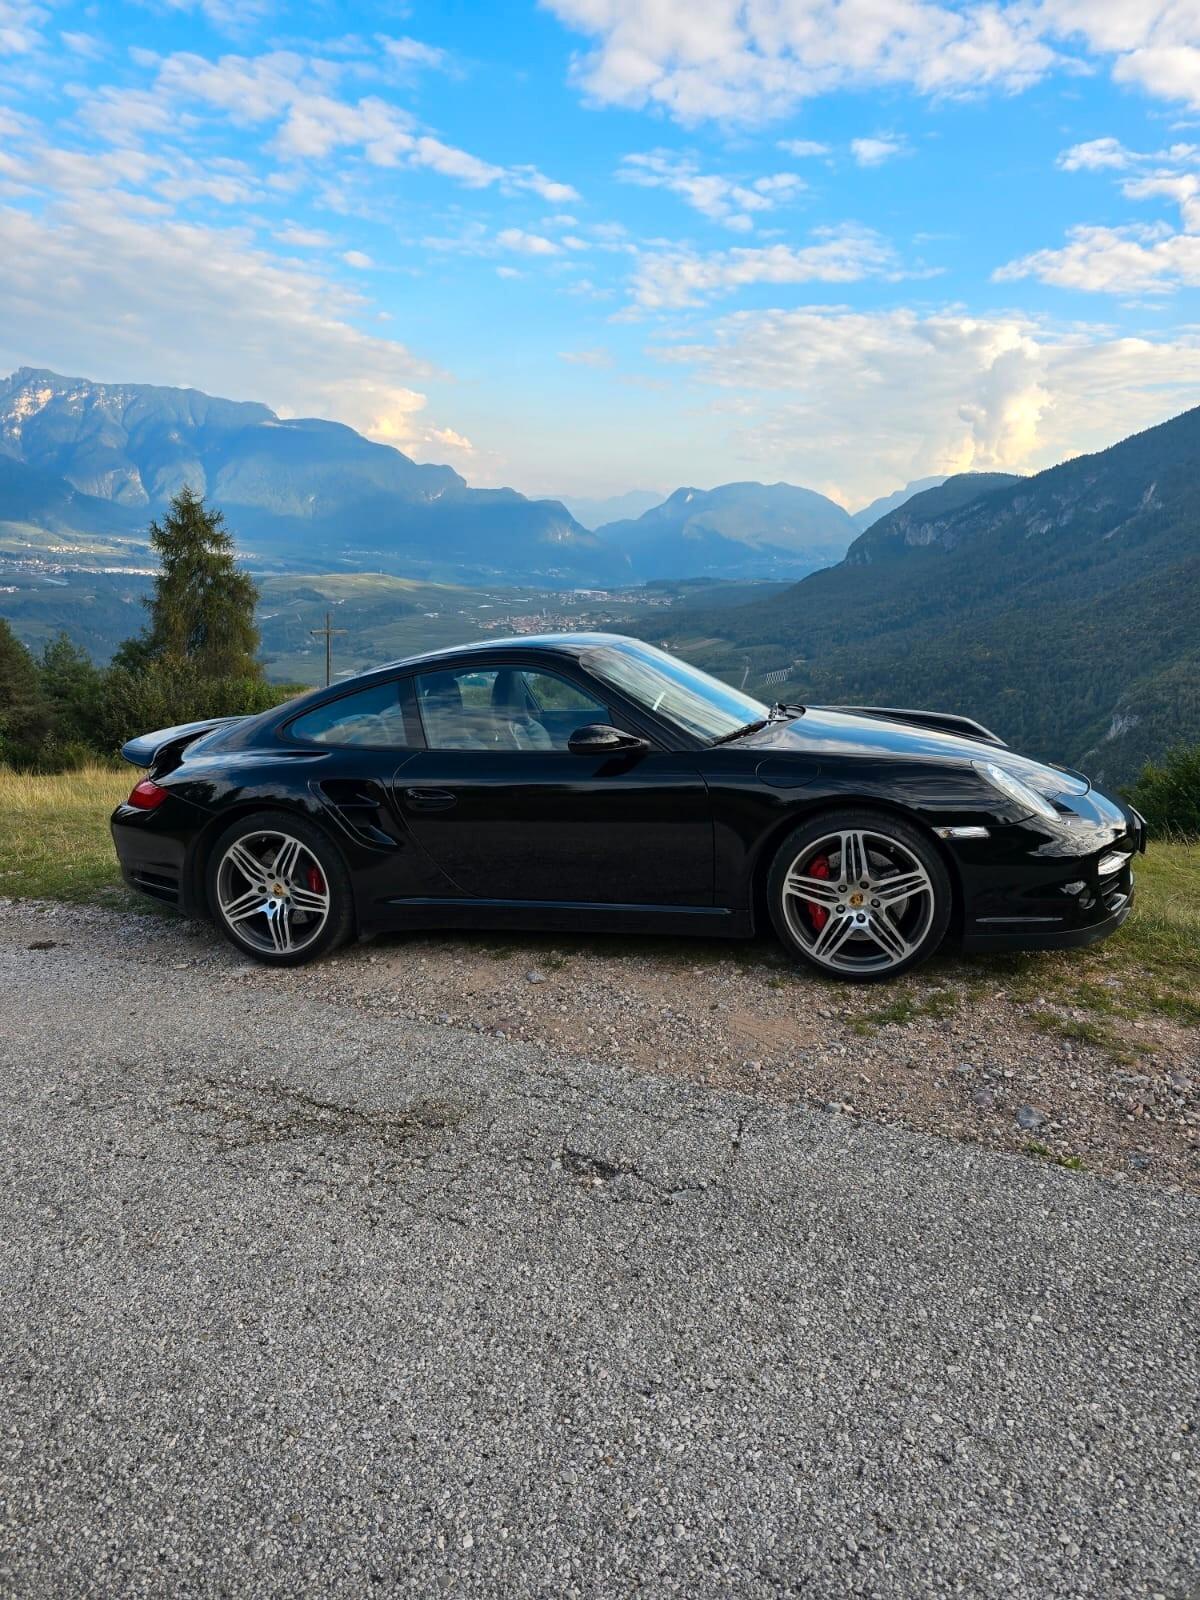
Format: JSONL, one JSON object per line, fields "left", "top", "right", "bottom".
{"left": 567, "top": 723, "right": 649, "bottom": 756}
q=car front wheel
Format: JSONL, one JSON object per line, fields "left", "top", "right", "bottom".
{"left": 206, "top": 810, "right": 354, "bottom": 966}
{"left": 768, "top": 809, "right": 951, "bottom": 981}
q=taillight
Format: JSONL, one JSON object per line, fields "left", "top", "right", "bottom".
{"left": 126, "top": 779, "right": 168, "bottom": 810}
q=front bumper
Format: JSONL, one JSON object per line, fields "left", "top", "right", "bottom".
{"left": 962, "top": 895, "right": 1132, "bottom": 952}
{"left": 955, "top": 799, "right": 1142, "bottom": 953}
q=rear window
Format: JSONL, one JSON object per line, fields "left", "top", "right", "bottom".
{"left": 288, "top": 682, "right": 408, "bottom": 748}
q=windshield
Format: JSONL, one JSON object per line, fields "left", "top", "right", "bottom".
{"left": 583, "top": 641, "right": 769, "bottom": 743}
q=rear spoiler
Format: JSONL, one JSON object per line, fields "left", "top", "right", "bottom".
{"left": 120, "top": 716, "right": 245, "bottom": 770}
{"left": 811, "top": 705, "right": 1007, "bottom": 748}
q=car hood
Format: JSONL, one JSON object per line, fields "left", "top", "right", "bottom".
{"left": 749, "top": 707, "right": 1088, "bottom": 790}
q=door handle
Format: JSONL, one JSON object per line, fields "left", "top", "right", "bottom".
{"left": 404, "top": 786, "right": 458, "bottom": 811}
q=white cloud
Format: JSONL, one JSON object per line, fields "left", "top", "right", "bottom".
{"left": 0, "top": 192, "right": 469, "bottom": 460}
{"left": 342, "top": 249, "right": 374, "bottom": 269}
{"left": 652, "top": 304, "right": 1200, "bottom": 503}
{"left": 1058, "top": 137, "right": 1138, "bottom": 172}
{"left": 1112, "top": 44, "right": 1200, "bottom": 107}
{"left": 1123, "top": 172, "right": 1200, "bottom": 231}
{"left": 496, "top": 227, "right": 562, "bottom": 256}
{"left": 543, "top": 0, "right": 1060, "bottom": 124}
{"left": 544, "top": 0, "right": 1200, "bottom": 124}
{"left": 382, "top": 36, "right": 452, "bottom": 75}
{"left": 100, "top": 47, "right": 580, "bottom": 203}
{"left": 617, "top": 150, "right": 803, "bottom": 230}
{"left": 1009, "top": 135, "right": 1200, "bottom": 291}
{"left": 60, "top": 29, "right": 103, "bottom": 59}
{"left": 778, "top": 139, "right": 830, "bottom": 158}
{"left": 629, "top": 225, "right": 897, "bottom": 309}
{"left": 0, "top": 1, "right": 47, "bottom": 55}
{"left": 156, "top": 0, "right": 274, "bottom": 30}
{"left": 996, "top": 223, "right": 1200, "bottom": 294}
{"left": 275, "top": 223, "right": 334, "bottom": 248}
{"left": 851, "top": 135, "right": 908, "bottom": 167}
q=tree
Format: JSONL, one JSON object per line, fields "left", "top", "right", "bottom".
{"left": 39, "top": 632, "right": 103, "bottom": 746}
{"left": 1127, "top": 746, "right": 1200, "bottom": 840}
{"left": 115, "top": 487, "right": 260, "bottom": 679}
{"left": 0, "top": 618, "right": 53, "bottom": 766}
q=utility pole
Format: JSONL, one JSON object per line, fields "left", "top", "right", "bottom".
{"left": 309, "top": 610, "right": 347, "bottom": 687}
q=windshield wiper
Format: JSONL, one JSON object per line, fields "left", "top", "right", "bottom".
{"left": 710, "top": 719, "right": 769, "bottom": 746}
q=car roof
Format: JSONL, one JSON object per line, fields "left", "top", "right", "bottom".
{"left": 371, "top": 631, "right": 638, "bottom": 676}
{"left": 269, "top": 633, "right": 652, "bottom": 718}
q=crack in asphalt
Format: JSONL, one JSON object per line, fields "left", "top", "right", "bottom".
{"left": 172, "top": 1076, "right": 467, "bottom": 1153}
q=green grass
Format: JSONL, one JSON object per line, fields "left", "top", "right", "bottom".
{"left": 1024, "top": 1142, "right": 1085, "bottom": 1171}
{"left": 851, "top": 987, "right": 959, "bottom": 1035}
{"left": 973, "top": 841, "right": 1200, "bottom": 1042}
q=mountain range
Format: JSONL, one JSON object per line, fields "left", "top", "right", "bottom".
{"left": 649, "top": 415, "right": 1200, "bottom": 783}
{"left": 0, "top": 369, "right": 885, "bottom": 585}
{"left": 0, "top": 368, "right": 616, "bottom": 586}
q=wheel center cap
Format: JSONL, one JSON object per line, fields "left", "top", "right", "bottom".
{"left": 849, "top": 891, "right": 865, "bottom": 907}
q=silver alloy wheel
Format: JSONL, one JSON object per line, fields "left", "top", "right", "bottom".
{"left": 214, "top": 830, "right": 331, "bottom": 956}
{"left": 780, "top": 828, "right": 936, "bottom": 975}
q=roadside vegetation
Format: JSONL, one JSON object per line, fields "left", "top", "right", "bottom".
{"left": 0, "top": 489, "right": 302, "bottom": 771}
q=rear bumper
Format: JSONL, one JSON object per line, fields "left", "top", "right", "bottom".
{"left": 111, "top": 805, "right": 192, "bottom": 911}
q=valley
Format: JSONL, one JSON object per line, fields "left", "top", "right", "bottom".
{"left": 3, "top": 365, "right": 1199, "bottom": 785}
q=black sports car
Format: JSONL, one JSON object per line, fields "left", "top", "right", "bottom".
{"left": 111, "top": 634, "right": 1145, "bottom": 982}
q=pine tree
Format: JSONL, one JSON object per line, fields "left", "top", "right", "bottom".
{"left": 0, "top": 617, "right": 52, "bottom": 764}
{"left": 115, "top": 487, "right": 261, "bottom": 679}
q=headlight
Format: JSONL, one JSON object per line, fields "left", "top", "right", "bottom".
{"left": 975, "top": 760, "right": 1060, "bottom": 823}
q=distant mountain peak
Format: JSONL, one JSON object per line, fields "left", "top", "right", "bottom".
{"left": 596, "top": 479, "right": 857, "bottom": 581}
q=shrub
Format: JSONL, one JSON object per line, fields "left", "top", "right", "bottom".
{"left": 88, "top": 665, "right": 305, "bottom": 758}
{"left": 1126, "top": 745, "right": 1200, "bottom": 840}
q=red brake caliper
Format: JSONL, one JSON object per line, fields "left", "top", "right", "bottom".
{"left": 805, "top": 855, "right": 831, "bottom": 932}
{"left": 306, "top": 864, "right": 325, "bottom": 895}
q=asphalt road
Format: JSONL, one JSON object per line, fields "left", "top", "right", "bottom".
{"left": 2, "top": 904, "right": 1198, "bottom": 1598}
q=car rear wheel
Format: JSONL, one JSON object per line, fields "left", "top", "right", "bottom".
{"left": 768, "top": 809, "right": 951, "bottom": 982}
{"left": 206, "top": 811, "right": 354, "bottom": 966}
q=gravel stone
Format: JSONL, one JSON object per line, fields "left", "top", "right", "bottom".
{"left": 1, "top": 905, "right": 1198, "bottom": 1597}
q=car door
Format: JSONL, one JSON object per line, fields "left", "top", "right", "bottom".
{"left": 394, "top": 660, "right": 714, "bottom": 906}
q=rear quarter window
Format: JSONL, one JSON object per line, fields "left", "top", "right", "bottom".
{"left": 287, "top": 682, "right": 408, "bottom": 748}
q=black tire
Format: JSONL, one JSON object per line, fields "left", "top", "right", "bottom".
{"left": 205, "top": 809, "right": 355, "bottom": 967}
{"left": 767, "top": 808, "right": 951, "bottom": 983}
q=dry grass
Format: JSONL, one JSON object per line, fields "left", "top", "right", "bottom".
{"left": 0, "top": 765, "right": 137, "bottom": 904}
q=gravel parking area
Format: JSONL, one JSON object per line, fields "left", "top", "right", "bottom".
{"left": 2, "top": 903, "right": 1198, "bottom": 1597}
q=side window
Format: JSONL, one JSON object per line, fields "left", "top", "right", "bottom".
{"left": 288, "top": 681, "right": 408, "bottom": 748}
{"left": 415, "top": 666, "right": 610, "bottom": 751}
{"left": 416, "top": 669, "right": 501, "bottom": 750}
{"left": 514, "top": 670, "right": 609, "bottom": 748}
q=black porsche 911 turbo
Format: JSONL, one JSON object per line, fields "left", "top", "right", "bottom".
{"left": 111, "top": 633, "right": 1145, "bottom": 982}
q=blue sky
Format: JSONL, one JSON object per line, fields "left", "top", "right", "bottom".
{"left": 3, "top": 0, "right": 1200, "bottom": 508}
